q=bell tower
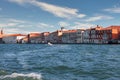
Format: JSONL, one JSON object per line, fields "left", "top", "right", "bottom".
{"left": 0, "top": 28, "right": 4, "bottom": 43}
{"left": 0, "top": 27, "right": 3, "bottom": 35}
{"left": 1, "top": 29, "right": 3, "bottom": 35}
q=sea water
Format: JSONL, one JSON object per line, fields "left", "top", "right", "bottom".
{"left": 0, "top": 44, "right": 120, "bottom": 80}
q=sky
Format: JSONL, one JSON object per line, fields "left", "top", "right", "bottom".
{"left": 0, "top": 0, "right": 120, "bottom": 34}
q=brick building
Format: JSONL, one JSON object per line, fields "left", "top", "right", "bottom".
{"left": 83, "top": 25, "right": 120, "bottom": 44}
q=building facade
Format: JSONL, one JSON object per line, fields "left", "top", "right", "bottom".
{"left": 40, "top": 32, "right": 50, "bottom": 43}
{"left": 47, "top": 30, "right": 63, "bottom": 43}
{"left": 62, "top": 30, "right": 77, "bottom": 43}
{"left": 0, "top": 29, "right": 4, "bottom": 43}
{"left": 83, "top": 29, "right": 90, "bottom": 43}
{"left": 29, "top": 33, "right": 41, "bottom": 43}
{"left": 76, "top": 29, "right": 85, "bottom": 43}
{"left": 83, "top": 25, "right": 120, "bottom": 44}
{"left": 3, "top": 36, "right": 17, "bottom": 44}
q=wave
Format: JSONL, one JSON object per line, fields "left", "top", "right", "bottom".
{"left": 0, "top": 73, "right": 42, "bottom": 80}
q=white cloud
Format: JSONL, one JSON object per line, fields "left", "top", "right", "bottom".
{"left": 0, "top": 18, "right": 33, "bottom": 33}
{"left": 0, "top": 22, "right": 31, "bottom": 34}
{"left": 8, "top": 19, "right": 27, "bottom": 23}
{"left": 8, "top": 0, "right": 86, "bottom": 19}
{"left": 72, "top": 22, "right": 95, "bottom": 29}
{"left": 8, "top": 0, "right": 28, "bottom": 4}
{"left": 38, "top": 23, "right": 48, "bottom": 27}
{"left": 0, "top": 23, "right": 18, "bottom": 27}
{"left": 0, "top": 17, "right": 56, "bottom": 33}
{"left": 0, "top": 18, "right": 28, "bottom": 27}
{"left": 85, "top": 16, "right": 102, "bottom": 22}
{"left": 77, "top": 14, "right": 86, "bottom": 18}
{"left": 58, "top": 21, "right": 70, "bottom": 27}
{"left": 85, "top": 15, "right": 113, "bottom": 22}
{"left": 5, "top": 28, "right": 30, "bottom": 34}
{"left": 37, "top": 23, "right": 54, "bottom": 28}
{"left": 5, "top": 28, "right": 22, "bottom": 33}
{"left": 104, "top": 7, "right": 120, "bottom": 13}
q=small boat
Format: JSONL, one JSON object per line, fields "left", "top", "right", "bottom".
{"left": 48, "top": 42, "right": 53, "bottom": 46}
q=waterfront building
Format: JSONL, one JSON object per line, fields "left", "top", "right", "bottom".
{"left": 0, "top": 25, "right": 120, "bottom": 44}
{"left": 106, "top": 26, "right": 120, "bottom": 39}
{"left": 0, "top": 35, "right": 3, "bottom": 43}
{"left": 16, "top": 35, "right": 27, "bottom": 43}
{"left": 83, "top": 25, "right": 120, "bottom": 44}
{"left": 62, "top": 30, "right": 77, "bottom": 43}
{"left": 91, "top": 26, "right": 120, "bottom": 44}
{"left": 29, "top": 33, "right": 41, "bottom": 43}
{"left": 83, "top": 29, "right": 90, "bottom": 43}
{"left": 2, "top": 34, "right": 21, "bottom": 44}
{"left": 105, "top": 26, "right": 120, "bottom": 43}
{"left": 83, "top": 25, "right": 111, "bottom": 44}
{"left": 0, "top": 29, "right": 4, "bottom": 43}
{"left": 47, "top": 30, "right": 63, "bottom": 43}
{"left": 21, "top": 37, "right": 28, "bottom": 43}
{"left": 76, "top": 29, "right": 85, "bottom": 43}
{"left": 40, "top": 32, "right": 50, "bottom": 43}
{"left": 89, "top": 26, "right": 103, "bottom": 43}
{"left": 30, "top": 36, "right": 41, "bottom": 44}
{"left": 0, "top": 38, "right": 3, "bottom": 43}
{"left": 21, "top": 32, "right": 50, "bottom": 44}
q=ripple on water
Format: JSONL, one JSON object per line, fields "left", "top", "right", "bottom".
{"left": 0, "top": 44, "right": 120, "bottom": 80}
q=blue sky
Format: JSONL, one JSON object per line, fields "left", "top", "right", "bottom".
{"left": 0, "top": 0, "right": 120, "bottom": 34}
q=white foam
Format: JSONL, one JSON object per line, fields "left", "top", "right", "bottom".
{"left": 0, "top": 73, "right": 42, "bottom": 80}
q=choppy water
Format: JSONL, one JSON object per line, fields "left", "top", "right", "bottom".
{"left": 0, "top": 44, "right": 120, "bottom": 80}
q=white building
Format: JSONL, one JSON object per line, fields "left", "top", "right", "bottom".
{"left": 83, "top": 29, "right": 90, "bottom": 43}
{"left": 62, "top": 30, "right": 77, "bottom": 43}
{"left": 17, "top": 35, "right": 27, "bottom": 43}
{"left": 2, "top": 34, "right": 25, "bottom": 44}
{"left": 3, "top": 36, "right": 17, "bottom": 44}
{"left": 76, "top": 29, "right": 85, "bottom": 43}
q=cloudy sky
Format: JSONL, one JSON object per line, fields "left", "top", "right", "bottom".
{"left": 0, "top": 0, "right": 120, "bottom": 34}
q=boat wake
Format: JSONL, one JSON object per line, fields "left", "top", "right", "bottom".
{"left": 0, "top": 73, "right": 42, "bottom": 80}
{"left": 48, "top": 42, "right": 53, "bottom": 46}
